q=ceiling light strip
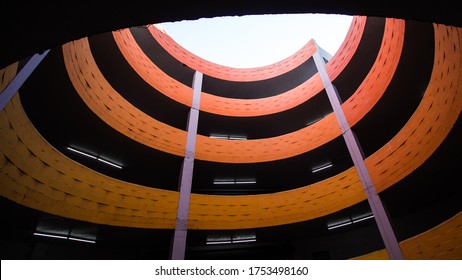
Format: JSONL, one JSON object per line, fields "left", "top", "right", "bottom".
{"left": 97, "top": 158, "right": 123, "bottom": 169}
{"left": 33, "top": 232, "right": 67, "bottom": 239}
{"left": 67, "top": 147, "right": 97, "bottom": 159}
{"left": 67, "top": 146, "right": 123, "bottom": 169}
{"left": 34, "top": 232, "right": 96, "bottom": 243}
{"left": 352, "top": 215, "right": 374, "bottom": 223}
{"left": 68, "top": 237, "right": 96, "bottom": 244}
{"left": 232, "top": 238, "right": 257, "bottom": 243}
{"left": 327, "top": 221, "right": 352, "bottom": 230}
{"left": 311, "top": 163, "right": 333, "bottom": 173}
{"left": 235, "top": 180, "right": 257, "bottom": 184}
{"left": 213, "top": 178, "right": 257, "bottom": 185}
{"left": 206, "top": 241, "right": 232, "bottom": 245}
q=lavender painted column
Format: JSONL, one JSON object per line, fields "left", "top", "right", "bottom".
{"left": 312, "top": 43, "right": 404, "bottom": 259}
{"left": 170, "top": 71, "right": 203, "bottom": 260}
{"left": 1, "top": 50, "right": 50, "bottom": 111}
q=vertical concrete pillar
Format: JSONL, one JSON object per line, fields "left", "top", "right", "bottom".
{"left": 313, "top": 43, "right": 404, "bottom": 260}
{"left": 1, "top": 50, "right": 50, "bottom": 111}
{"left": 170, "top": 71, "right": 203, "bottom": 260}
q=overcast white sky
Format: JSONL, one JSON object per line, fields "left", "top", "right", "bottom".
{"left": 159, "top": 13, "right": 353, "bottom": 68}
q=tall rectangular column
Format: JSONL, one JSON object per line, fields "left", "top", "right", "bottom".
{"left": 313, "top": 44, "right": 404, "bottom": 259}
{"left": 170, "top": 71, "right": 203, "bottom": 260}
{"left": 1, "top": 50, "right": 50, "bottom": 111}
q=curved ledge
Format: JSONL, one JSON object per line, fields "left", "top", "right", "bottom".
{"left": 148, "top": 23, "right": 315, "bottom": 82}
{"left": 63, "top": 18, "right": 402, "bottom": 163}
{"left": 110, "top": 17, "right": 365, "bottom": 117}
{"left": 352, "top": 211, "right": 462, "bottom": 259}
{"left": 0, "top": 22, "right": 460, "bottom": 230}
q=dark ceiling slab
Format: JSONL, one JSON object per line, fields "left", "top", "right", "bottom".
{"left": 2, "top": 2, "right": 461, "bottom": 69}
{"left": 2, "top": 3, "right": 461, "bottom": 260}
{"left": 332, "top": 17, "right": 385, "bottom": 102}
{"left": 88, "top": 30, "right": 191, "bottom": 131}
{"left": 352, "top": 19, "right": 435, "bottom": 157}
{"left": 192, "top": 136, "right": 354, "bottom": 194}
{"left": 130, "top": 26, "right": 197, "bottom": 87}
{"left": 197, "top": 91, "right": 333, "bottom": 139}
{"left": 201, "top": 59, "right": 318, "bottom": 99}
{"left": 19, "top": 48, "right": 184, "bottom": 191}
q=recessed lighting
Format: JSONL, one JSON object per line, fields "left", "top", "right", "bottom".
{"left": 33, "top": 232, "right": 67, "bottom": 239}
{"left": 352, "top": 214, "right": 374, "bottom": 223}
{"left": 228, "top": 135, "right": 247, "bottom": 140}
{"left": 68, "top": 237, "right": 96, "bottom": 243}
{"left": 210, "top": 134, "right": 247, "bottom": 140}
{"left": 34, "top": 232, "right": 96, "bottom": 243}
{"left": 213, "top": 178, "right": 256, "bottom": 185}
{"left": 235, "top": 179, "right": 257, "bottom": 184}
{"left": 312, "top": 163, "right": 333, "bottom": 173}
{"left": 67, "top": 146, "right": 123, "bottom": 169}
{"left": 232, "top": 238, "right": 257, "bottom": 243}
{"left": 97, "top": 158, "right": 123, "bottom": 169}
{"left": 206, "top": 240, "right": 232, "bottom": 245}
{"left": 213, "top": 179, "right": 235, "bottom": 185}
{"left": 327, "top": 221, "right": 352, "bottom": 230}
{"left": 209, "top": 134, "right": 229, "bottom": 139}
{"left": 67, "top": 147, "right": 97, "bottom": 159}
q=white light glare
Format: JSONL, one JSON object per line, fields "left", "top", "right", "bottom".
{"left": 327, "top": 221, "right": 352, "bottom": 230}
{"left": 327, "top": 214, "right": 375, "bottom": 230}
{"left": 352, "top": 215, "right": 375, "bottom": 223}
{"left": 67, "top": 147, "right": 97, "bottom": 159}
{"left": 68, "top": 237, "right": 96, "bottom": 244}
{"left": 33, "top": 232, "right": 67, "bottom": 239}
{"left": 206, "top": 241, "right": 232, "bottom": 245}
{"left": 312, "top": 163, "right": 333, "bottom": 173}
{"left": 232, "top": 238, "right": 257, "bottom": 243}
{"left": 209, "top": 134, "right": 228, "bottom": 139}
{"left": 213, "top": 178, "right": 256, "bottom": 185}
{"left": 235, "top": 179, "right": 257, "bottom": 184}
{"left": 67, "top": 146, "right": 123, "bottom": 169}
{"left": 34, "top": 232, "right": 96, "bottom": 243}
{"left": 213, "top": 179, "right": 235, "bottom": 185}
{"left": 210, "top": 134, "right": 247, "bottom": 140}
{"left": 97, "top": 158, "right": 123, "bottom": 169}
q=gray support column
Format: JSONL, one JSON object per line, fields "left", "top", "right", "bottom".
{"left": 170, "top": 71, "right": 203, "bottom": 260}
{"left": 312, "top": 44, "right": 404, "bottom": 260}
{"left": 1, "top": 50, "right": 50, "bottom": 111}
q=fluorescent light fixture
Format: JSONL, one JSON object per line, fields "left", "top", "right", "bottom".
{"left": 352, "top": 214, "right": 374, "bottom": 223}
{"left": 207, "top": 231, "right": 256, "bottom": 245}
{"left": 232, "top": 238, "right": 257, "bottom": 244}
{"left": 213, "top": 179, "right": 235, "bottom": 185}
{"left": 235, "top": 179, "right": 257, "bottom": 184}
{"left": 34, "top": 232, "right": 67, "bottom": 239}
{"left": 312, "top": 163, "right": 333, "bottom": 173}
{"left": 213, "top": 178, "right": 256, "bottom": 185}
{"left": 34, "top": 232, "right": 96, "bottom": 243}
{"left": 327, "top": 211, "right": 375, "bottom": 230}
{"left": 67, "top": 146, "right": 123, "bottom": 169}
{"left": 206, "top": 238, "right": 256, "bottom": 245}
{"left": 228, "top": 135, "right": 247, "bottom": 140}
{"left": 210, "top": 134, "right": 247, "bottom": 140}
{"left": 97, "top": 158, "right": 123, "bottom": 169}
{"left": 67, "top": 147, "right": 97, "bottom": 159}
{"left": 327, "top": 221, "right": 352, "bottom": 230}
{"left": 206, "top": 240, "right": 232, "bottom": 245}
{"left": 210, "top": 134, "right": 228, "bottom": 139}
{"left": 68, "top": 237, "right": 96, "bottom": 244}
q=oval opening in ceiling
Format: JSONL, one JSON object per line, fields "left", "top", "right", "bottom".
{"left": 158, "top": 13, "right": 353, "bottom": 68}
